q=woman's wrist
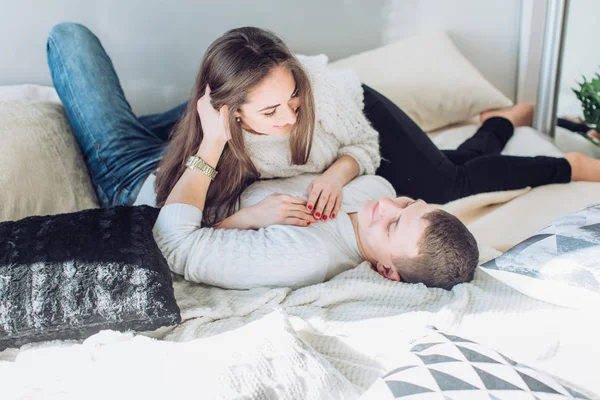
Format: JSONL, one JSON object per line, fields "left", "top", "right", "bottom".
{"left": 196, "top": 137, "right": 227, "bottom": 168}
{"left": 321, "top": 167, "right": 353, "bottom": 188}
{"left": 163, "top": 138, "right": 223, "bottom": 208}
{"left": 238, "top": 207, "right": 258, "bottom": 229}
{"left": 321, "top": 170, "right": 346, "bottom": 187}
{"left": 215, "top": 207, "right": 256, "bottom": 230}
{"left": 323, "top": 155, "right": 359, "bottom": 187}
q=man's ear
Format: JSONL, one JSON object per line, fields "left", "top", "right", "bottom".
{"left": 376, "top": 262, "right": 401, "bottom": 282}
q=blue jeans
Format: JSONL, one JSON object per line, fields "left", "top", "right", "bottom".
{"left": 46, "top": 22, "right": 187, "bottom": 206}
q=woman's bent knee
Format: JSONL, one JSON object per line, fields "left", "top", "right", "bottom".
{"left": 47, "top": 22, "right": 97, "bottom": 51}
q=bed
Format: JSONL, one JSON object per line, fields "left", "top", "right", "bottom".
{"left": 1, "top": 32, "right": 599, "bottom": 399}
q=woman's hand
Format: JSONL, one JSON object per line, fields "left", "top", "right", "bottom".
{"left": 197, "top": 85, "right": 232, "bottom": 145}
{"left": 164, "top": 85, "right": 230, "bottom": 208}
{"left": 306, "top": 175, "right": 343, "bottom": 221}
{"left": 242, "top": 193, "right": 318, "bottom": 229}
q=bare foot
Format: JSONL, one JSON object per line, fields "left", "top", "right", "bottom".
{"left": 480, "top": 104, "right": 535, "bottom": 127}
{"left": 587, "top": 129, "right": 600, "bottom": 141}
{"left": 564, "top": 152, "right": 600, "bottom": 182}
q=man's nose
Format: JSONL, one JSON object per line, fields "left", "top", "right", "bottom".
{"left": 378, "top": 197, "right": 399, "bottom": 215}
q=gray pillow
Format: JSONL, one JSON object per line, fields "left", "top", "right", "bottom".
{"left": 0, "top": 205, "right": 181, "bottom": 350}
{"left": 480, "top": 204, "right": 600, "bottom": 310}
{"left": 361, "top": 327, "right": 592, "bottom": 399}
{"left": 0, "top": 101, "right": 99, "bottom": 223}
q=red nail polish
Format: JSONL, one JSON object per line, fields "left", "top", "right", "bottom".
{"left": 306, "top": 221, "right": 311, "bottom": 225}
{"left": 315, "top": 212, "right": 321, "bottom": 218}
{"left": 322, "top": 215, "right": 328, "bottom": 221}
{"left": 307, "top": 205, "right": 313, "bottom": 210}
{"left": 331, "top": 213, "right": 336, "bottom": 219}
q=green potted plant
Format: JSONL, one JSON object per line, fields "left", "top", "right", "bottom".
{"left": 572, "top": 73, "right": 600, "bottom": 146}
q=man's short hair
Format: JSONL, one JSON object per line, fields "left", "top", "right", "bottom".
{"left": 394, "top": 209, "right": 479, "bottom": 290}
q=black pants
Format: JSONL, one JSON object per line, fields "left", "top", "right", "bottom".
{"left": 362, "top": 85, "right": 572, "bottom": 204}
{"left": 557, "top": 117, "right": 590, "bottom": 134}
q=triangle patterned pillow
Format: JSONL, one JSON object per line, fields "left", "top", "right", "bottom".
{"left": 480, "top": 204, "right": 600, "bottom": 310}
{"left": 361, "top": 328, "right": 593, "bottom": 399}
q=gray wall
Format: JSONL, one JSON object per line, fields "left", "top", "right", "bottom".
{"left": 1, "top": 0, "right": 520, "bottom": 115}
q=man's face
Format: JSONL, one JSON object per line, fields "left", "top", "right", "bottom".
{"left": 356, "top": 196, "right": 435, "bottom": 281}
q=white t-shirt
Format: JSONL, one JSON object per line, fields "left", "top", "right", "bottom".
{"left": 152, "top": 174, "right": 395, "bottom": 289}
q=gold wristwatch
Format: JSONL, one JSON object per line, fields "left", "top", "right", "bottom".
{"left": 185, "top": 155, "right": 218, "bottom": 180}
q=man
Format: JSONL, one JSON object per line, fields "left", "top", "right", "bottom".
{"left": 153, "top": 174, "right": 479, "bottom": 290}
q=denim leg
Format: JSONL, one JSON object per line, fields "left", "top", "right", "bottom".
{"left": 138, "top": 102, "right": 188, "bottom": 142}
{"left": 46, "top": 22, "right": 165, "bottom": 207}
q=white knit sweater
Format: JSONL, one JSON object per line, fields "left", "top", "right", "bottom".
{"left": 152, "top": 174, "right": 395, "bottom": 289}
{"left": 242, "top": 54, "right": 381, "bottom": 178}
{"left": 134, "top": 54, "right": 380, "bottom": 207}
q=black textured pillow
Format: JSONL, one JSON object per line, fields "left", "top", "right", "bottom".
{"left": 0, "top": 205, "right": 181, "bottom": 350}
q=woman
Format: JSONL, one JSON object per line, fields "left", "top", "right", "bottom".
{"left": 47, "top": 23, "right": 377, "bottom": 228}
{"left": 47, "top": 23, "right": 600, "bottom": 229}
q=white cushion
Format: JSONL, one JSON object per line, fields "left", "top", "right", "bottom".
{"left": 480, "top": 204, "right": 600, "bottom": 310}
{"left": 2, "top": 311, "right": 359, "bottom": 400}
{"left": 0, "top": 101, "right": 98, "bottom": 222}
{"left": 0, "top": 84, "right": 60, "bottom": 103}
{"left": 361, "top": 327, "right": 593, "bottom": 399}
{"left": 329, "top": 31, "right": 513, "bottom": 132}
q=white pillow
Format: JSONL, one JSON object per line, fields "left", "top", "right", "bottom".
{"left": 329, "top": 31, "right": 513, "bottom": 132}
{"left": 0, "top": 84, "right": 60, "bottom": 103}
{"left": 361, "top": 327, "right": 593, "bottom": 399}
{"left": 1, "top": 311, "right": 359, "bottom": 400}
{"left": 0, "top": 101, "right": 98, "bottom": 222}
{"left": 480, "top": 204, "right": 600, "bottom": 310}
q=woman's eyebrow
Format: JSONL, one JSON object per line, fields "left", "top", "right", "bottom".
{"left": 257, "top": 85, "right": 298, "bottom": 113}
{"left": 258, "top": 104, "right": 279, "bottom": 112}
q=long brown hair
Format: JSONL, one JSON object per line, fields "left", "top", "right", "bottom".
{"left": 154, "top": 27, "right": 315, "bottom": 225}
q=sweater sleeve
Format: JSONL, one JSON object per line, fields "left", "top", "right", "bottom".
{"left": 329, "top": 67, "right": 381, "bottom": 175}
{"left": 335, "top": 116, "right": 381, "bottom": 176}
{"left": 303, "top": 54, "right": 381, "bottom": 176}
{"left": 152, "top": 203, "right": 329, "bottom": 290}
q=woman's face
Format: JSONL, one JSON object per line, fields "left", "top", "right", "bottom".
{"left": 234, "top": 65, "right": 300, "bottom": 136}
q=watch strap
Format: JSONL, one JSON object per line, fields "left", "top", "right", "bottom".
{"left": 185, "top": 155, "right": 218, "bottom": 180}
